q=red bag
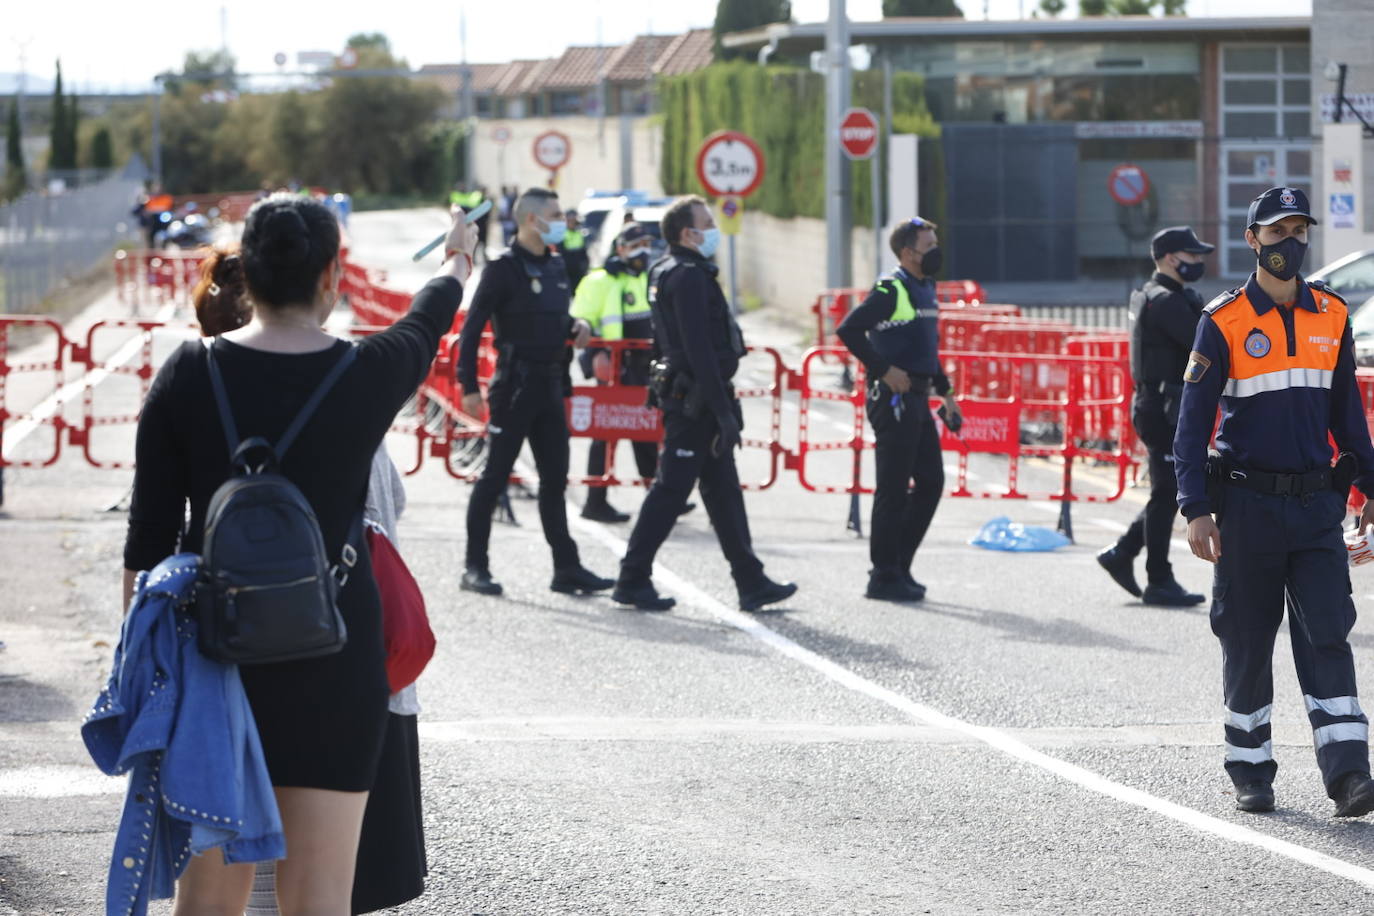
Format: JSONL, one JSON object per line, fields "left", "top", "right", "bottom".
{"left": 365, "top": 524, "right": 436, "bottom": 692}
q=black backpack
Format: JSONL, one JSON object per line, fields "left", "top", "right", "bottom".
{"left": 195, "top": 341, "right": 360, "bottom": 665}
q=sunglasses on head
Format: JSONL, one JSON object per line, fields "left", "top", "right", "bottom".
{"left": 909, "top": 217, "right": 927, "bottom": 229}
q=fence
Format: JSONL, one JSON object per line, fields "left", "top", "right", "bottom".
{"left": 0, "top": 169, "right": 145, "bottom": 312}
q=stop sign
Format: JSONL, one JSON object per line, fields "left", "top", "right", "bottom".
{"left": 840, "top": 108, "right": 879, "bottom": 160}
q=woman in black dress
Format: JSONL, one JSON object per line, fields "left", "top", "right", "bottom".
{"left": 121, "top": 194, "right": 475, "bottom": 914}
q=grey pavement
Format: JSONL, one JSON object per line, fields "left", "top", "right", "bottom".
{"left": 3, "top": 209, "right": 1374, "bottom": 913}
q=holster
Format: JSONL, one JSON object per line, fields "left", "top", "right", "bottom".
{"left": 1204, "top": 449, "right": 1223, "bottom": 513}
{"left": 1159, "top": 381, "right": 1184, "bottom": 427}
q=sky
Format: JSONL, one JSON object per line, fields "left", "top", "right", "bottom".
{"left": 5, "top": 0, "right": 1312, "bottom": 94}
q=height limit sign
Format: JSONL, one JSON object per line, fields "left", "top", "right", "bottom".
{"left": 695, "top": 130, "right": 766, "bottom": 199}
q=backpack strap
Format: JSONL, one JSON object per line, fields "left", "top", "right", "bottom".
{"left": 276, "top": 344, "right": 358, "bottom": 460}
{"left": 205, "top": 339, "right": 358, "bottom": 462}
{"left": 332, "top": 509, "right": 365, "bottom": 589}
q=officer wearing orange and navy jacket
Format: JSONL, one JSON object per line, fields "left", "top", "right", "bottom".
{"left": 1173, "top": 186, "right": 1374, "bottom": 818}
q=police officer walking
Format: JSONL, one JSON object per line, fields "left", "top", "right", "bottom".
{"left": 836, "top": 217, "right": 960, "bottom": 602}
{"left": 572, "top": 222, "right": 664, "bottom": 523}
{"left": 612, "top": 196, "right": 797, "bottom": 612}
{"left": 560, "top": 209, "right": 591, "bottom": 292}
{"left": 1175, "top": 187, "right": 1374, "bottom": 816}
{"left": 1097, "top": 226, "right": 1214, "bottom": 606}
{"left": 456, "top": 187, "right": 615, "bottom": 597}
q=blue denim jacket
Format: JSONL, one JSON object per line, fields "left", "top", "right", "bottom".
{"left": 82, "top": 554, "right": 285, "bottom": 916}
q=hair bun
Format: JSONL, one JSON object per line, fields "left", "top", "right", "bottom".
{"left": 261, "top": 208, "right": 312, "bottom": 266}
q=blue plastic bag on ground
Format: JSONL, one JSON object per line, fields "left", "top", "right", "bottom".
{"left": 970, "top": 516, "right": 1072, "bottom": 552}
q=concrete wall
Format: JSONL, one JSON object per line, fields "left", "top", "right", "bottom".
{"left": 471, "top": 116, "right": 664, "bottom": 201}
{"left": 732, "top": 211, "right": 885, "bottom": 319}
{"left": 1311, "top": 0, "right": 1374, "bottom": 263}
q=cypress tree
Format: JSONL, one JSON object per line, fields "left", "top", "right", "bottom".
{"left": 5, "top": 97, "right": 25, "bottom": 197}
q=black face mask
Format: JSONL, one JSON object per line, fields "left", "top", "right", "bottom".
{"left": 1175, "top": 259, "right": 1205, "bottom": 283}
{"left": 626, "top": 252, "right": 649, "bottom": 275}
{"left": 1256, "top": 237, "right": 1306, "bottom": 281}
{"left": 918, "top": 246, "right": 943, "bottom": 277}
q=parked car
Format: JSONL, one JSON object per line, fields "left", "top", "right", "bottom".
{"left": 1310, "top": 248, "right": 1374, "bottom": 305}
{"left": 576, "top": 190, "right": 654, "bottom": 251}
{"left": 590, "top": 200, "right": 672, "bottom": 268}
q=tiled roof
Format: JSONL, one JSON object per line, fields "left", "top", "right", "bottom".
{"left": 654, "top": 28, "right": 714, "bottom": 76}
{"left": 414, "top": 63, "right": 505, "bottom": 95}
{"left": 542, "top": 45, "right": 619, "bottom": 90}
{"left": 604, "top": 34, "right": 676, "bottom": 84}
{"left": 505, "top": 58, "right": 558, "bottom": 96}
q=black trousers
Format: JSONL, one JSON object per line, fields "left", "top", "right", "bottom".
{"left": 1212, "top": 485, "right": 1368, "bottom": 795}
{"left": 465, "top": 372, "right": 579, "bottom": 571}
{"left": 586, "top": 438, "right": 659, "bottom": 506}
{"left": 619, "top": 405, "right": 764, "bottom": 590}
{"left": 866, "top": 387, "right": 944, "bottom": 579}
{"left": 1115, "top": 405, "right": 1178, "bottom": 583}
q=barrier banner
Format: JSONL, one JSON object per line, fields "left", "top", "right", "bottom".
{"left": 566, "top": 385, "right": 660, "bottom": 442}
{"left": 932, "top": 399, "right": 1020, "bottom": 455}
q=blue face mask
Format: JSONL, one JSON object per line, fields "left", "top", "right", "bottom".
{"left": 539, "top": 218, "right": 567, "bottom": 247}
{"left": 696, "top": 227, "right": 722, "bottom": 259}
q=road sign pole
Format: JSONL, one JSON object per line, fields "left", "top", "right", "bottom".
{"left": 729, "top": 234, "right": 740, "bottom": 316}
{"left": 825, "top": 0, "right": 851, "bottom": 293}
{"left": 872, "top": 132, "right": 882, "bottom": 286}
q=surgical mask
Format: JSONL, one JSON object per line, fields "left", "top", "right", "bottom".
{"left": 1176, "top": 259, "right": 1205, "bottom": 283}
{"left": 1256, "top": 236, "right": 1306, "bottom": 281}
{"left": 919, "top": 246, "right": 943, "bottom": 276}
{"left": 539, "top": 218, "right": 567, "bottom": 247}
{"left": 695, "top": 227, "right": 721, "bottom": 259}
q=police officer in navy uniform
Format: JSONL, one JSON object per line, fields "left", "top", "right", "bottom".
{"left": 1175, "top": 187, "right": 1374, "bottom": 817}
{"left": 836, "top": 217, "right": 960, "bottom": 603}
{"left": 1097, "top": 226, "right": 1213, "bottom": 607}
{"left": 456, "top": 187, "right": 615, "bottom": 597}
{"left": 612, "top": 195, "right": 797, "bottom": 612}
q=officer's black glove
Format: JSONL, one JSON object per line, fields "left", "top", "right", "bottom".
{"left": 713, "top": 413, "right": 742, "bottom": 456}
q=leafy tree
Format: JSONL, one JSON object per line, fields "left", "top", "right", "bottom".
{"left": 713, "top": 0, "right": 792, "bottom": 60}
{"left": 165, "top": 50, "right": 237, "bottom": 94}
{"left": 1079, "top": 0, "right": 1185, "bottom": 12}
{"left": 883, "top": 0, "right": 964, "bottom": 15}
{"left": 1079, "top": 0, "right": 1108, "bottom": 13}
{"left": 5, "top": 97, "right": 24, "bottom": 198}
{"left": 90, "top": 126, "right": 113, "bottom": 169}
{"left": 1040, "top": 0, "right": 1066, "bottom": 15}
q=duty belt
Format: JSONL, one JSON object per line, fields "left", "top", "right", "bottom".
{"left": 1222, "top": 464, "right": 1332, "bottom": 497}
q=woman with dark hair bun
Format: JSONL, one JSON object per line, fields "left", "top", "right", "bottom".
{"left": 123, "top": 194, "right": 476, "bottom": 914}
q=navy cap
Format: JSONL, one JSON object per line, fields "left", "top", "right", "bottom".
{"left": 1150, "top": 225, "right": 1214, "bottom": 260}
{"left": 617, "top": 222, "right": 651, "bottom": 245}
{"left": 1247, "top": 186, "right": 1318, "bottom": 228}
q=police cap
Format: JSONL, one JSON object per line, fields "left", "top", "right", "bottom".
{"left": 1150, "top": 226, "right": 1214, "bottom": 260}
{"left": 617, "top": 222, "right": 651, "bottom": 245}
{"left": 1247, "top": 186, "right": 1318, "bottom": 228}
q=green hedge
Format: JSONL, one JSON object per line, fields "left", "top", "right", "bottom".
{"left": 658, "top": 62, "right": 941, "bottom": 227}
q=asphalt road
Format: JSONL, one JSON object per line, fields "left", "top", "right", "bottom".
{"left": 4, "top": 209, "right": 1374, "bottom": 914}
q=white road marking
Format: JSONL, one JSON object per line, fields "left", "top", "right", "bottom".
{"left": 0, "top": 765, "right": 123, "bottom": 798}
{"left": 2, "top": 302, "right": 178, "bottom": 460}
{"left": 567, "top": 505, "right": 1374, "bottom": 891}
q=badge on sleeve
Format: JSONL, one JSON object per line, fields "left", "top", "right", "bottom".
{"left": 1183, "top": 350, "right": 1211, "bottom": 383}
{"left": 1244, "top": 329, "right": 1271, "bottom": 358}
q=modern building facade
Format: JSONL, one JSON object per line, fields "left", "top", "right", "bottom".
{"left": 726, "top": 17, "right": 1317, "bottom": 282}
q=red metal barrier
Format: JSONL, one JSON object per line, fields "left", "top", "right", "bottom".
{"left": 114, "top": 250, "right": 210, "bottom": 310}
{"left": 0, "top": 317, "right": 69, "bottom": 469}
{"left": 793, "top": 346, "right": 1134, "bottom": 502}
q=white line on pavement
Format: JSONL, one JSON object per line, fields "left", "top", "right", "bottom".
{"left": 567, "top": 506, "right": 1374, "bottom": 891}
{"left": 2, "top": 303, "right": 178, "bottom": 461}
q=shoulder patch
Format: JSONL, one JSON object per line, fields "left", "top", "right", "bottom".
{"left": 1183, "top": 350, "right": 1212, "bottom": 383}
{"left": 1203, "top": 288, "right": 1242, "bottom": 315}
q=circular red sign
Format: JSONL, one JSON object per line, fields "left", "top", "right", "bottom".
{"left": 695, "top": 131, "right": 766, "bottom": 199}
{"left": 840, "top": 108, "right": 879, "bottom": 160}
{"left": 1107, "top": 163, "right": 1151, "bottom": 207}
{"left": 533, "top": 131, "right": 572, "bottom": 171}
